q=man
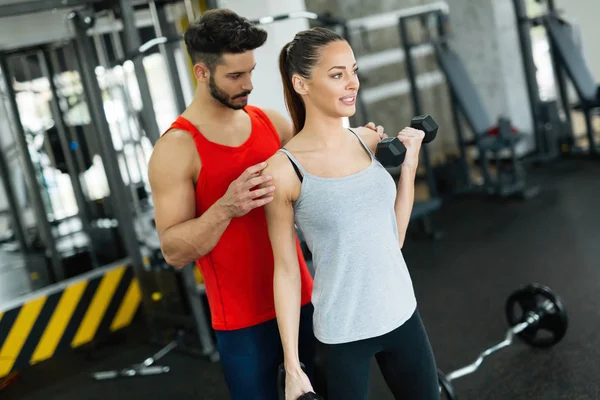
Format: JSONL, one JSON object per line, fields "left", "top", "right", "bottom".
{"left": 148, "top": 8, "right": 383, "bottom": 400}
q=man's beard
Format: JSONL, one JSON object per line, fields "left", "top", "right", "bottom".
{"left": 209, "top": 76, "right": 251, "bottom": 110}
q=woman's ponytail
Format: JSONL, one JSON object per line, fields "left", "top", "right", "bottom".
{"left": 279, "top": 41, "right": 306, "bottom": 134}
{"left": 279, "top": 28, "right": 345, "bottom": 135}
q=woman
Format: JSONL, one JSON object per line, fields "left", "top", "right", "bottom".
{"left": 262, "top": 27, "right": 439, "bottom": 400}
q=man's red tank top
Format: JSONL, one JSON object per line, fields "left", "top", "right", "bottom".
{"left": 166, "top": 105, "right": 313, "bottom": 331}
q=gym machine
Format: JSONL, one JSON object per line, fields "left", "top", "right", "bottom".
{"left": 0, "top": 111, "right": 27, "bottom": 254}
{"left": 0, "top": 42, "right": 138, "bottom": 281}
{"left": 438, "top": 283, "right": 568, "bottom": 399}
{"left": 0, "top": 0, "right": 219, "bottom": 376}
{"left": 64, "top": 9, "right": 220, "bottom": 377}
{"left": 0, "top": 52, "right": 66, "bottom": 282}
{"left": 400, "top": 9, "right": 539, "bottom": 200}
{"left": 513, "top": 0, "right": 600, "bottom": 157}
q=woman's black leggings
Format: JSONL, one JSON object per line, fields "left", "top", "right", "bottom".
{"left": 319, "top": 309, "right": 439, "bottom": 400}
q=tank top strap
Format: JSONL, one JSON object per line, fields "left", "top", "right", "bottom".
{"left": 167, "top": 116, "right": 202, "bottom": 141}
{"left": 278, "top": 148, "right": 308, "bottom": 173}
{"left": 278, "top": 148, "right": 308, "bottom": 183}
{"left": 166, "top": 116, "right": 210, "bottom": 160}
{"left": 347, "top": 127, "right": 375, "bottom": 160}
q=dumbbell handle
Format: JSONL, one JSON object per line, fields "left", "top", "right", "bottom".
{"left": 444, "top": 300, "right": 556, "bottom": 383}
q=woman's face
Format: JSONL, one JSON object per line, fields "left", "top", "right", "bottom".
{"left": 300, "top": 40, "right": 359, "bottom": 118}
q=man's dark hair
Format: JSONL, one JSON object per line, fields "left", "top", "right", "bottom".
{"left": 184, "top": 9, "right": 267, "bottom": 72}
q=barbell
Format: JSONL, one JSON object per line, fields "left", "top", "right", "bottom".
{"left": 438, "top": 283, "right": 568, "bottom": 399}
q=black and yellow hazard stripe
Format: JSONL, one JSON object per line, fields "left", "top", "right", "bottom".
{"left": 0, "top": 263, "right": 141, "bottom": 378}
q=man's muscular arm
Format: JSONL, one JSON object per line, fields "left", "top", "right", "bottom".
{"left": 148, "top": 131, "right": 274, "bottom": 268}
{"left": 148, "top": 131, "right": 229, "bottom": 268}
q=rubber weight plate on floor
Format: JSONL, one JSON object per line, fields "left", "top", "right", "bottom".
{"left": 505, "top": 283, "right": 568, "bottom": 348}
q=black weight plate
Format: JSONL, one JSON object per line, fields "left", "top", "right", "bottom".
{"left": 505, "top": 283, "right": 568, "bottom": 348}
{"left": 438, "top": 369, "right": 457, "bottom": 400}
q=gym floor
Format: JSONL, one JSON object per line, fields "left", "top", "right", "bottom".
{"left": 3, "top": 158, "right": 600, "bottom": 400}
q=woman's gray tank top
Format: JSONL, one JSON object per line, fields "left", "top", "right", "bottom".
{"left": 279, "top": 128, "right": 417, "bottom": 345}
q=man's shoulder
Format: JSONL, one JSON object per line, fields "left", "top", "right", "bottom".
{"left": 248, "top": 107, "right": 294, "bottom": 146}
{"left": 258, "top": 107, "right": 283, "bottom": 119}
{"left": 157, "top": 128, "right": 196, "bottom": 149}
{"left": 151, "top": 129, "right": 198, "bottom": 168}
{"left": 246, "top": 105, "right": 281, "bottom": 126}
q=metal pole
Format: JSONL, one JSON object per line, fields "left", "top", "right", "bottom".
{"left": 39, "top": 48, "right": 100, "bottom": 268}
{"left": 61, "top": 43, "right": 97, "bottom": 202}
{"left": 150, "top": 0, "right": 187, "bottom": 114}
{"left": 183, "top": 0, "right": 196, "bottom": 22}
{"left": 91, "top": 32, "right": 142, "bottom": 217}
{"left": 118, "top": 0, "right": 161, "bottom": 145}
{"left": 583, "top": 110, "right": 597, "bottom": 154}
{"left": 64, "top": 40, "right": 106, "bottom": 169}
{"left": 0, "top": 53, "right": 63, "bottom": 282}
{"left": 0, "top": 145, "right": 28, "bottom": 252}
{"left": 0, "top": 64, "right": 28, "bottom": 252}
{"left": 512, "top": 0, "right": 545, "bottom": 155}
{"left": 69, "top": 11, "right": 157, "bottom": 325}
{"left": 549, "top": 42, "right": 574, "bottom": 143}
{"left": 19, "top": 55, "right": 57, "bottom": 219}
{"left": 106, "top": 12, "right": 154, "bottom": 174}
{"left": 181, "top": 265, "right": 218, "bottom": 359}
{"left": 399, "top": 17, "right": 438, "bottom": 199}
{"left": 543, "top": 14, "right": 574, "bottom": 143}
{"left": 436, "top": 13, "right": 471, "bottom": 189}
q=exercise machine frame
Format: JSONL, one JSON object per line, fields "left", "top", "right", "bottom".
{"left": 400, "top": 9, "right": 539, "bottom": 200}
{"left": 513, "top": 0, "right": 600, "bottom": 157}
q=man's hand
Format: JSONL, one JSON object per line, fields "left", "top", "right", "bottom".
{"left": 396, "top": 127, "right": 425, "bottom": 171}
{"left": 217, "top": 162, "right": 275, "bottom": 218}
{"left": 364, "top": 121, "right": 388, "bottom": 141}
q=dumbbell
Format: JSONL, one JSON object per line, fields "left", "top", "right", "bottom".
{"left": 375, "top": 115, "right": 438, "bottom": 168}
{"left": 278, "top": 363, "right": 324, "bottom": 400}
{"left": 295, "top": 393, "right": 323, "bottom": 400}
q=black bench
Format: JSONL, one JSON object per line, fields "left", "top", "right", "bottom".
{"left": 433, "top": 42, "right": 538, "bottom": 199}
{"left": 545, "top": 15, "right": 600, "bottom": 153}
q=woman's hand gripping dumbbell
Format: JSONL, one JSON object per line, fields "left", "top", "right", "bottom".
{"left": 375, "top": 115, "right": 438, "bottom": 168}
